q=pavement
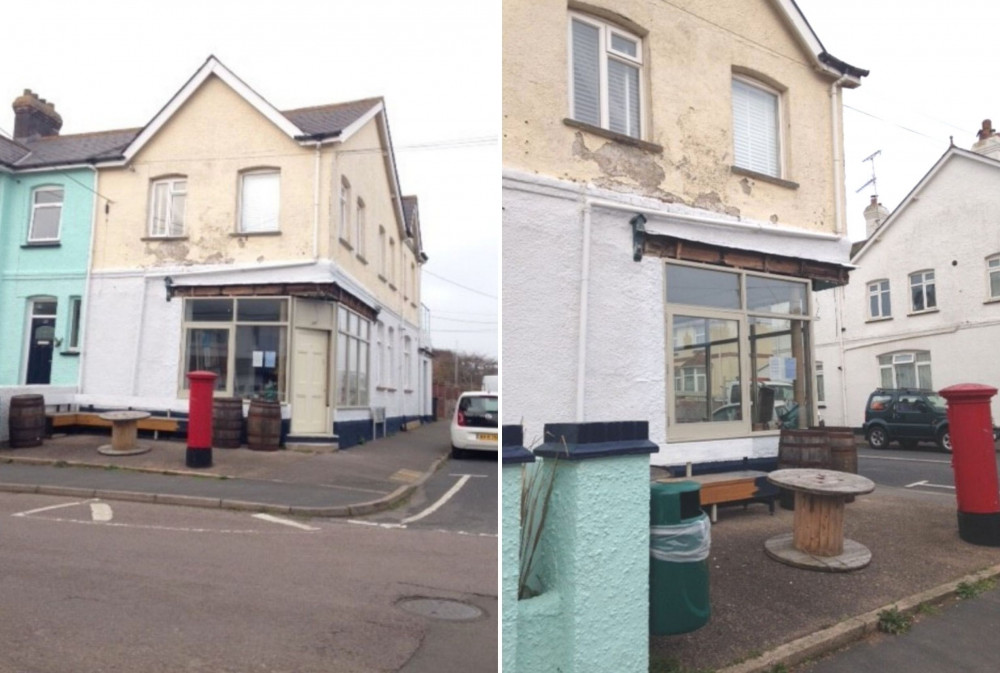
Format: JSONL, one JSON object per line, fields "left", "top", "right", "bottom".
{"left": 0, "top": 421, "right": 452, "bottom": 517}
{"left": 648, "top": 472, "right": 1000, "bottom": 673}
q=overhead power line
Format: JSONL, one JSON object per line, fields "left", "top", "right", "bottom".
{"left": 423, "top": 269, "right": 497, "bottom": 299}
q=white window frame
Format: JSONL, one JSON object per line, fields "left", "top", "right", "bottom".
{"left": 815, "top": 361, "right": 825, "bottom": 405}
{"left": 148, "top": 176, "right": 187, "bottom": 238}
{"left": 867, "top": 279, "right": 892, "bottom": 319}
{"left": 67, "top": 296, "right": 82, "bottom": 352}
{"left": 238, "top": 169, "right": 280, "bottom": 234}
{"left": 878, "top": 351, "right": 932, "bottom": 389}
{"left": 339, "top": 177, "right": 352, "bottom": 246}
{"left": 731, "top": 76, "right": 783, "bottom": 178}
{"left": 909, "top": 269, "right": 937, "bottom": 313}
{"left": 336, "top": 306, "right": 370, "bottom": 407}
{"left": 387, "top": 326, "right": 396, "bottom": 388}
{"left": 28, "top": 186, "right": 64, "bottom": 243}
{"left": 378, "top": 226, "right": 387, "bottom": 281}
{"left": 404, "top": 335, "right": 412, "bottom": 390}
{"left": 389, "top": 238, "right": 397, "bottom": 288}
{"left": 356, "top": 197, "right": 366, "bottom": 259}
{"left": 988, "top": 255, "right": 1000, "bottom": 300}
{"left": 568, "top": 12, "right": 644, "bottom": 139}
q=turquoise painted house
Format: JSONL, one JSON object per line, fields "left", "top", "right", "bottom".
{"left": 0, "top": 90, "right": 133, "bottom": 386}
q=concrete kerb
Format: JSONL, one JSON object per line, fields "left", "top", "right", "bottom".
{"left": 717, "top": 561, "right": 1000, "bottom": 673}
{"left": 0, "top": 443, "right": 453, "bottom": 518}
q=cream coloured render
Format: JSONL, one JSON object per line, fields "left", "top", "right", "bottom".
{"left": 92, "top": 73, "right": 419, "bottom": 324}
{"left": 503, "top": 0, "right": 847, "bottom": 233}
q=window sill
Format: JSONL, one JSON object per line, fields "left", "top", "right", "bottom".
{"left": 376, "top": 386, "right": 388, "bottom": 392}
{"left": 985, "top": 297, "right": 1000, "bottom": 305}
{"left": 404, "top": 389, "right": 414, "bottom": 394}
{"left": 384, "top": 387, "right": 398, "bottom": 393}
{"left": 230, "top": 230, "right": 281, "bottom": 237}
{"left": 59, "top": 350, "right": 81, "bottom": 357}
{"left": 730, "top": 166, "right": 799, "bottom": 190}
{"left": 356, "top": 254, "right": 368, "bottom": 265}
{"left": 410, "top": 302, "right": 418, "bottom": 309}
{"left": 378, "top": 274, "right": 387, "bottom": 284}
{"left": 339, "top": 238, "right": 354, "bottom": 251}
{"left": 142, "top": 236, "right": 189, "bottom": 242}
{"left": 865, "top": 316, "right": 893, "bottom": 324}
{"left": 907, "top": 308, "right": 940, "bottom": 317}
{"left": 22, "top": 241, "right": 61, "bottom": 248}
{"left": 562, "top": 118, "right": 663, "bottom": 154}
{"left": 388, "top": 283, "right": 398, "bottom": 292}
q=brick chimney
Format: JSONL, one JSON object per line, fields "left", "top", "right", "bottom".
{"left": 12, "top": 89, "right": 62, "bottom": 140}
{"left": 972, "top": 119, "right": 1000, "bottom": 160}
{"left": 864, "top": 194, "right": 889, "bottom": 238}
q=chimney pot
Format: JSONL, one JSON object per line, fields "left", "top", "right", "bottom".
{"left": 11, "top": 89, "right": 63, "bottom": 140}
{"left": 978, "top": 119, "right": 995, "bottom": 141}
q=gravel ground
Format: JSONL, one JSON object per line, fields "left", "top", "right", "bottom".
{"left": 650, "top": 486, "right": 1000, "bottom": 671}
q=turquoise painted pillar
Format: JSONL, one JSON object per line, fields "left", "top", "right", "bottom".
{"left": 502, "top": 425, "right": 533, "bottom": 673}
{"left": 518, "top": 421, "right": 658, "bottom": 673}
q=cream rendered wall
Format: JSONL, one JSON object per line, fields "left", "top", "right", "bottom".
{"left": 503, "top": 0, "right": 842, "bottom": 233}
{"left": 93, "top": 75, "right": 314, "bottom": 270}
{"left": 330, "top": 117, "right": 419, "bottom": 327}
{"left": 814, "top": 154, "right": 1000, "bottom": 427}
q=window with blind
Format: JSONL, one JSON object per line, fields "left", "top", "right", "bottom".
{"left": 569, "top": 13, "right": 643, "bottom": 139}
{"left": 148, "top": 176, "right": 187, "bottom": 237}
{"left": 238, "top": 170, "right": 280, "bottom": 233}
{"left": 732, "top": 77, "right": 781, "bottom": 178}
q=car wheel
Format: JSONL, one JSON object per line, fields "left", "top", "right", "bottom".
{"left": 451, "top": 445, "right": 466, "bottom": 460}
{"left": 867, "top": 426, "right": 889, "bottom": 450}
{"left": 937, "top": 429, "right": 952, "bottom": 453}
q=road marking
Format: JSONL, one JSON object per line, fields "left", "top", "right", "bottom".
{"left": 448, "top": 473, "right": 488, "bottom": 478}
{"left": 402, "top": 475, "right": 472, "bottom": 524}
{"left": 347, "top": 520, "right": 407, "bottom": 529}
{"left": 90, "top": 503, "right": 113, "bottom": 522}
{"left": 905, "top": 479, "right": 955, "bottom": 490}
{"left": 252, "top": 513, "right": 320, "bottom": 531}
{"left": 861, "top": 454, "right": 951, "bottom": 465}
{"left": 12, "top": 499, "right": 94, "bottom": 517}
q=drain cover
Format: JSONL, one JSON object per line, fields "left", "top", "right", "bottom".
{"left": 398, "top": 598, "right": 483, "bottom": 621}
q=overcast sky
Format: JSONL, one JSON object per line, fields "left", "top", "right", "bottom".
{"left": 795, "top": 0, "right": 1000, "bottom": 242}
{"left": 0, "top": 0, "right": 499, "bottom": 358}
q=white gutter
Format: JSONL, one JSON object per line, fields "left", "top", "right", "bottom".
{"left": 77, "top": 166, "right": 100, "bottom": 395}
{"left": 830, "top": 73, "right": 850, "bottom": 236}
{"left": 138, "top": 259, "right": 317, "bottom": 279}
{"left": 576, "top": 195, "right": 592, "bottom": 421}
{"left": 587, "top": 197, "right": 842, "bottom": 241}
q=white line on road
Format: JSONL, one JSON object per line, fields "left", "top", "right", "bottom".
{"left": 402, "top": 475, "right": 472, "bottom": 524}
{"left": 905, "top": 479, "right": 955, "bottom": 490}
{"left": 11, "top": 499, "right": 94, "bottom": 517}
{"left": 90, "top": 503, "right": 113, "bottom": 522}
{"left": 252, "top": 513, "right": 320, "bottom": 531}
{"left": 861, "top": 454, "right": 951, "bottom": 465}
{"left": 448, "top": 473, "right": 489, "bottom": 478}
{"left": 347, "top": 520, "right": 407, "bottom": 529}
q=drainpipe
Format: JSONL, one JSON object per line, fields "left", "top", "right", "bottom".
{"left": 830, "top": 73, "right": 850, "bottom": 236}
{"left": 77, "top": 166, "right": 100, "bottom": 396}
{"left": 835, "top": 283, "right": 849, "bottom": 425}
{"left": 312, "top": 142, "right": 321, "bottom": 260}
{"left": 576, "top": 192, "right": 592, "bottom": 422}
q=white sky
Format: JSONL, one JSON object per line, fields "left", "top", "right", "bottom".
{"left": 0, "top": 0, "right": 499, "bottom": 358}
{"left": 795, "top": 0, "right": 1000, "bottom": 242}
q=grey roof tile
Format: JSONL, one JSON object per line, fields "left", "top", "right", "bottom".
{"left": 282, "top": 97, "right": 381, "bottom": 138}
{"left": 0, "top": 136, "right": 29, "bottom": 165}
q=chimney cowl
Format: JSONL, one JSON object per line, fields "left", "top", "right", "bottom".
{"left": 12, "top": 89, "right": 63, "bottom": 140}
{"left": 978, "top": 119, "right": 995, "bottom": 141}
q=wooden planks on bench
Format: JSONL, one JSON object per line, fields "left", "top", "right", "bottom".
{"left": 47, "top": 412, "right": 180, "bottom": 434}
{"left": 657, "top": 470, "right": 773, "bottom": 522}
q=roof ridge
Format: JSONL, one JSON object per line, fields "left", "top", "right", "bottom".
{"left": 281, "top": 96, "right": 382, "bottom": 115}
{"left": 32, "top": 127, "right": 142, "bottom": 142}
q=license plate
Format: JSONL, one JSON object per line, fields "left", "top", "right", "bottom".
{"left": 477, "top": 433, "right": 498, "bottom": 442}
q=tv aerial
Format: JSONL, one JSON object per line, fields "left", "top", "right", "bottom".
{"left": 855, "top": 150, "right": 881, "bottom": 195}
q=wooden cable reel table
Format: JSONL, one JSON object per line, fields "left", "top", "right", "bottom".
{"left": 764, "top": 468, "right": 875, "bottom": 572}
{"left": 97, "top": 410, "right": 153, "bottom": 456}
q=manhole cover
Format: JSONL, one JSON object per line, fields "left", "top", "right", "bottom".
{"left": 398, "top": 598, "right": 483, "bottom": 621}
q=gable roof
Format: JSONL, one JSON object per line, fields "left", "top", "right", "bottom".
{"left": 852, "top": 146, "right": 1000, "bottom": 262}
{"left": 772, "top": 0, "right": 868, "bottom": 87}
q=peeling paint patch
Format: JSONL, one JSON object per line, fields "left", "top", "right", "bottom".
{"left": 740, "top": 177, "right": 753, "bottom": 195}
{"left": 572, "top": 132, "right": 665, "bottom": 192}
{"left": 770, "top": 214, "right": 779, "bottom": 224}
{"left": 693, "top": 191, "right": 740, "bottom": 217}
{"left": 256, "top": 256, "right": 265, "bottom": 263}
{"left": 145, "top": 240, "right": 191, "bottom": 266}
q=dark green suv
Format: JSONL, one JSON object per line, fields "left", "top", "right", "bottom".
{"left": 863, "top": 388, "right": 950, "bottom": 452}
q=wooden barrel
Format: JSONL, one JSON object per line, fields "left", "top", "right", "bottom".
{"left": 9, "top": 394, "right": 45, "bottom": 448}
{"left": 213, "top": 397, "right": 244, "bottom": 449}
{"left": 777, "top": 429, "right": 831, "bottom": 510}
{"left": 821, "top": 427, "right": 858, "bottom": 474}
{"left": 246, "top": 400, "right": 281, "bottom": 451}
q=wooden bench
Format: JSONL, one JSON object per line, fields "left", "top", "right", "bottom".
{"left": 658, "top": 469, "right": 777, "bottom": 522}
{"left": 47, "top": 412, "right": 182, "bottom": 438}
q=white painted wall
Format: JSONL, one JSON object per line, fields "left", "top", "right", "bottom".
{"left": 814, "top": 151, "right": 1000, "bottom": 427}
{"left": 503, "top": 171, "right": 786, "bottom": 466}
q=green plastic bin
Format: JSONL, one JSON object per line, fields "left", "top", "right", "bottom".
{"left": 649, "top": 481, "right": 711, "bottom": 635}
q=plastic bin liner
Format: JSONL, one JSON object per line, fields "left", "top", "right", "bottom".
{"left": 650, "top": 513, "right": 711, "bottom": 562}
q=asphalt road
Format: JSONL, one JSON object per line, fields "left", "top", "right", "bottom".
{"left": 0, "top": 477, "right": 497, "bottom": 672}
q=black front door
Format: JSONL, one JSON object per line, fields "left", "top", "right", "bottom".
{"left": 25, "top": 301, "right": 57, "bottom": 384}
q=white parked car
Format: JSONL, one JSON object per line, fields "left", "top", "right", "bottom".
{"left": 450, "top": 391, "right": 499, "bottom": 458}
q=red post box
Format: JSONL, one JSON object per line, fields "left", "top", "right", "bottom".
{"left": 186, "top": 371, "right": 217, "bottom": 468}
{"left": 940, "top": 383, "right": 1000, "bottom": 546}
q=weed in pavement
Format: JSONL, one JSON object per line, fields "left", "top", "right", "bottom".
{"left": 956, "top": 577, "right": 996, "bottom": 599}
{"left": 877, "top": 606, "right": 912, "bottom": 635}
